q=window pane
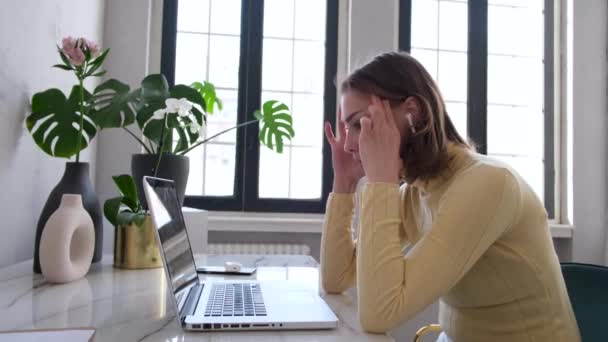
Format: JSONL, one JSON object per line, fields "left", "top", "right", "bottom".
{"left": 292, "top": 41, "right": 325, "bottom": 93}
{"left": 176, "top": 0, "right": 242, "bottom": 199}
{"left": 411, "top": 0, "right": 438, "bottom": 49}
{"left": 487, "top": 0, "right": 545, "bottom": 203}
{"left": 294, "top": 0, "right": 326, "bottom": 40}
{"left": 260, "top": 1, "right": 328, "bottom": 200}
{"left": 446, "top": 101, "right": 467, "bottom": 139}
{"left": 290, "top": 147, "right": 322, "bottom": 199}
{"left": 412, "top": 0, "right": 468, "bottom": 138}
{"left": 437, "top": 51, "right": 467, "bottom": 102}
{"left": 487, "top": 105, "right": 543, "bottom": 158}
{"left": 204, "top": 144, "right": 236, "bottom": 196}
{"left": 209, "top": 0, "right": 241, "bottom": 35}
{"left": 438, "top": 1, "right": 468, "bottom": 52}
{"left": 175, "top": 33, "right": 208, "bottom": 85}
{"left": 411, "top": 48, "right": 438, "bottom": 80}
{"left": 259, "top": 147, "right": 291, "bottom": 198}
{"left": 208, "top": 35, "right": 240, "bottom": 88}
{"left": 291, "top": 94, "right": 324, "bottom": 147}
{"left": 488, "top": 55, "right": 543, "bottom": 108}
{"left": 262, "top": 39, "right": 294, "bottom": 92}
{"left": 177, "top": 0, "right": 209, "bottom": 33}
{"left": 206, "top": 89, "right": 238, "bottom": 143}
{"left": 263, "top": 0, "right": 295, "bottom": 38}
{"left": 488, "top": 2, "right": 543, "bottom": 57}
{"left": 262, "top": 91, "right": 293, "bottom": 110}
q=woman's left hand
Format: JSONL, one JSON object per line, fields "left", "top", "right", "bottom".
{"left": 359, "top": 96, "right": 402, "bottom": 184}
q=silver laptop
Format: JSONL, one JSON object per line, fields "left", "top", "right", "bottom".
{"left": 142, "top": 176, "right": 338, "bottom": 331}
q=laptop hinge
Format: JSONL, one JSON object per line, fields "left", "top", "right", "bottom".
{"left": 180, "top": 283, "right": 204, "bottom": 319}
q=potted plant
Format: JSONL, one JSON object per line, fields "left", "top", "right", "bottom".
{"left": 104, "top": 174, "right": 161, "bottom": 269}
{"left": 97, "top": 73, "right": 295, "bottom": 208}
{"left": 26, "top": 36, "right": 111, "bottom": 273}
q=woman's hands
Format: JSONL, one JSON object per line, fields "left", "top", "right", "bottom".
{"left": 325, "top": 117, "right": 365, "bottom": 193}
{"left": 359, "top": 96, "right": 402, "bottom": 184}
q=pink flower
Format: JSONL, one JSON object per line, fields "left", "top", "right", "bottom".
{"left": 61, "top": 36, "right": 78, "bottom": 51}
{"left": 60, "top": 36, "right": 84, "bottom": 66}
{"left": 83, "top": 38, "right": 100, "bottom": 58}
{"left": 59, "top": 36, "right": 101, "bottom": 66}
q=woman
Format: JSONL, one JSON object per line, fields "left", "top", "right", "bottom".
{"left": 321, "top": 51, "right": 580, "bottom": 341}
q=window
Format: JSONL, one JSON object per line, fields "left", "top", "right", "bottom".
{"left": 400, "top": 0, "right": 556, "bottom": 218}
{"left": 161, "top": 0, "right": 338, "bottom": 212}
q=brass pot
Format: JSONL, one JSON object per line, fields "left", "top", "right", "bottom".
{"left": 113, "top": 215, "right": 162, "bottom": 269}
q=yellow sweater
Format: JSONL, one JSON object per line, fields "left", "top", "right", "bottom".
{"left": 321, "top": 145, "right": 581, "bottom": 341}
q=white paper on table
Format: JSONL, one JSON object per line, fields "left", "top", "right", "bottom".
{"left": 0, "top": 327, "right": 95, "bottom": 342}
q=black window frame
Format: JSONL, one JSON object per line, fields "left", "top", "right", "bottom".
{"left": 161, "top": 0, "right": 339, "bottom": 213}
{"left": 399, "top": 0, "right": 556, "bottom": 219}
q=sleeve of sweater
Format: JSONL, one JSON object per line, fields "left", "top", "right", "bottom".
{"left": 357, "top": 166, "right": 522, "bottom": 333}
{"left": 320, "top": 192, "right": 357, "bottom": 294}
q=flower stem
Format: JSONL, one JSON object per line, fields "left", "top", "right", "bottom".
{"left": 180, "top": 119, "right": 259, "bottom": 155}
{"left": 76, "top": 76, "right": 85, "bottom": 163}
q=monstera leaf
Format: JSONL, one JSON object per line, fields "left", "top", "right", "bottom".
{"left": 89, "top": 79, "right": 137, "bottom": 128}
{"left": 191, "top": 81, "right": 222, "bottom": 114}
{"left": 254, "top": 100, "right": 295, "bottom": 153}
{"left": 26, "top": 86, "right": 97, "bottom": 158}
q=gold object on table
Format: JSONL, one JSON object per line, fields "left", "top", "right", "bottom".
{"left": 113, "top": 215, "right": 162, "bottom": 269}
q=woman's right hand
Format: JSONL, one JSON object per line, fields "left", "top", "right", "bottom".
{"left": 325, "top": 119, "right": 365, "bottom": 193}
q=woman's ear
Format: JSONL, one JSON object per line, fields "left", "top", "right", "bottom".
{"left": 402, "top": 96, "right": 422, "bottom": 122}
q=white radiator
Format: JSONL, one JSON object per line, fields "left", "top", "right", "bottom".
{"left": 207, "top": 243, "right": 311, "bottom": 256}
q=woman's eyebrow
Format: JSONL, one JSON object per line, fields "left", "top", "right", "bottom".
{"left": 344, "top": 110, "right": 365, "bottom": 124}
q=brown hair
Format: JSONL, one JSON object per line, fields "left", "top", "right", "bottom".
{"left": 340, "top": 51, "right": 469, "bottom": 183}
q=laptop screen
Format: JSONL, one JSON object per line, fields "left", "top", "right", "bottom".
{"left": 143, "top": 177, "right": 199, "bottom": 303}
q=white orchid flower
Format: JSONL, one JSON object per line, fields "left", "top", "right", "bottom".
{"left": 189, "top": 121, "right": 200, "bottom": 134}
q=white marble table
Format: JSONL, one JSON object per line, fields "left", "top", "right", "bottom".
{"left": 0, "top": 254, "right": 393, "bottom": 341}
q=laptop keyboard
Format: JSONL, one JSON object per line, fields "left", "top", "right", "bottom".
{"left": 204, "top": 283, "right": 267, "bottom": 317}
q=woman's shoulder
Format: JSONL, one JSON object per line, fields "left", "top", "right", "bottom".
{"left": 450, "top": 151, "right": 523, "bottom": 196}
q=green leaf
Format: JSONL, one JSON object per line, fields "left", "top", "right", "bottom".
{"left": 92, "top": 70, "right": 107, "bottom": 77}
{"left": 89, "top": 79, "right": 136, "bottom": 128}
{"left": 111, "top": 174, "right": 139, "bottom": 209}
{"left": 103, "top": 197, "right": 123, "bottom": 226}
{"left": 26, "top": 86, "right": 97, "bottom": 158}
{"left": 84, "top": 49, "right": 109, "bottom": 77}
{"left": 190, "top": 81, "right": 222, "bottom": 113}
{"left": 140, "top": 74, "right": 170, "bottom": 101}
{"left": 89, "top": 48, "right": 110, "bottom": 67}
{"left": 53, "top": 64, "right": 72, "bottom": 71}
{"left": 58, "top": 49, "right": 72, "bottom": 68}
{"left": 132, "top": 213, "right": 146, "bottom": 227}
{"left": 116, "top": 211, "right": 145, "bottom": 226}
{"left": 256, "top": 100, "right": 295, "bottom": 154}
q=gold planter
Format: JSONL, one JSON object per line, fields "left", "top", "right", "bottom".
{"left": 114, "top": 215, "right": 162, "bottom": 269}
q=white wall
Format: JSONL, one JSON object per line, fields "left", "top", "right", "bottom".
{"left": 0, "top": 0, "right": 104, "bottom": 268}
{"left": 570, "top": 0, "right": 608, "bottom": 265}
{"left": 95, "top": 0, "right": 156, "bottom": 254}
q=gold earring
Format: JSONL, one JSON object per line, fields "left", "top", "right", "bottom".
{"left": 406, "top": 113, "right": 416, "bottom": 134}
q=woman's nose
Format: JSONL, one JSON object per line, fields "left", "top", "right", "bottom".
{"left": 343, "top": 130, "right": 358, "bottom": 153}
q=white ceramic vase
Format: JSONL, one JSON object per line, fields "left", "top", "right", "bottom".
{"left": 39, "top": 194, "right": 95, "bottom": 283}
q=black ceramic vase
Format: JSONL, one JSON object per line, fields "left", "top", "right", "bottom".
{"left": 131, "top": 153, "right": 189, "bottom": 209}
{"left": 33, "top": 162, "right": 103, "bottom": 273}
